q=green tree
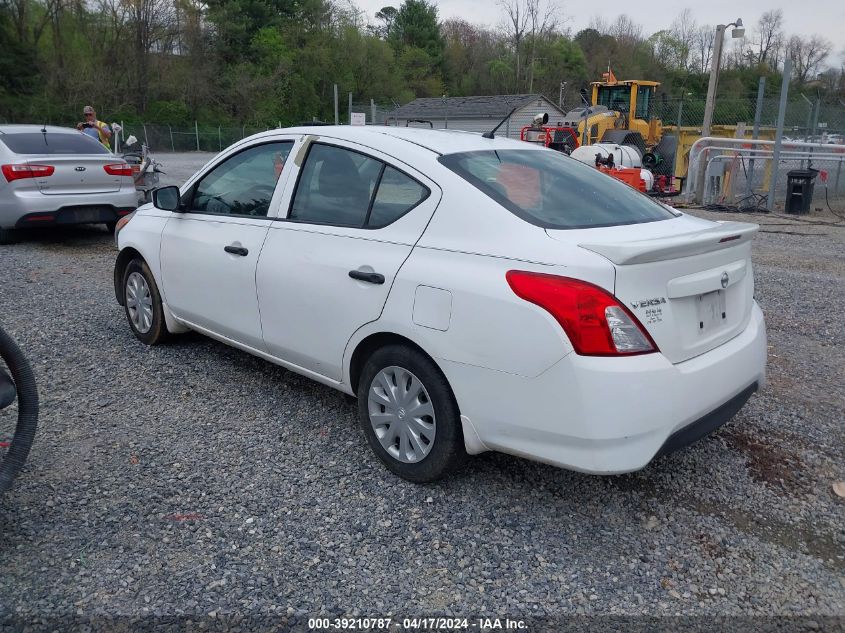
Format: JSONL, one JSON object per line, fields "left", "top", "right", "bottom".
{"left": 375, "top": 6, "right": 397, "bottom": 39}
{"left": 390, "top": 0, "right": 443, "bottom": 62}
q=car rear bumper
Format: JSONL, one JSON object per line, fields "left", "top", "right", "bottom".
{"left": 441, "top": 301, "right": 767, "bottom": 474}
{"left": 0, "top": 189, "right": 138, "bottom": 229}
{"left": 15, "top": 205, "right": 135, "bottom": 227}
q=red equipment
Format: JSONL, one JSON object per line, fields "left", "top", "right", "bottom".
{"left": 520, "top": 125, "right": 579, "bottom": 155}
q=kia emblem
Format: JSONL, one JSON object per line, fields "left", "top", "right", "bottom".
{"left": 75, "top": 166, "right": 86, "bottom": 172}
{"left": 721, "top": 272, "right": 729, "bottom": 289}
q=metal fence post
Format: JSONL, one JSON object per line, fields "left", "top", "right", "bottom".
{"left": 371, "top": 99, "right": 376, "bottom": 125}
{"left": 143, "top": 124, "right": 149, "bottom": 148}
{"left": 218, "top": 126, "right": 222, "bottom": 151}
{"left": 348, "top": 92, "right": 352, "bottom": 125}
{"left": 334, "top": 85, "right": 339, "bottom": 125}
{"left": 195, "top": 121, "right": 200, "bottom": 151}
{"left": 242, "top": 125, "right": 245, "bottom": 139}
{"left": 800, "top": 94, "right": 813, "bottom": 142}
{"left": 767, "top": 59, "right": 791, "bottom": 212}
{"left": 169, "top": 125, "right": 175, "bottom": 152}
{"left": 747, "top": 77, "right": 766, "bottom": 197}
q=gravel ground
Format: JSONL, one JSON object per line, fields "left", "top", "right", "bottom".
{"left": 0, "top": 153, "right": 843, "bottom": 628}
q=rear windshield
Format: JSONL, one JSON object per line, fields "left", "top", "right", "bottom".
{"left": 438, "top": 149, "right": 675, "bottom": 229}
{"left": 0, "top": 132, "right": 110, "bottom": 155}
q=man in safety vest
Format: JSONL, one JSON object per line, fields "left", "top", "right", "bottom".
{"left": 76, "top": 105, "right": 112, "bottom": 150}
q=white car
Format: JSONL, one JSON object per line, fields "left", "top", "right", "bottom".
{"left": 114, "top": 126, "right": 767, "bottom": 482}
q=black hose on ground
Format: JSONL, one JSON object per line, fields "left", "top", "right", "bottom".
{"left": 0, "top": 324, "right": 38, "bottom": 493}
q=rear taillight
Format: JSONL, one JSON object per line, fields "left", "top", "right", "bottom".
{"left": 2, "top": 164, "right": 55, "bottom": 182}
{"left": 104, "top": 163, "right": 132, "bottom": 177}
{"left": 506, "top": 271, "right": 658, "bottom": 356}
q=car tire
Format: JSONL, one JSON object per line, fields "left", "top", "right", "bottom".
{"left": 357, "top": 344, "right": 465, "bottom": 483}
{"left": 122, "top": 258, "right": 169, "bottom": 345}
{"left": 0, "top": 228, "right": 17, "bottom": 245}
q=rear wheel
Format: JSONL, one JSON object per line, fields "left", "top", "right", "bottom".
{"left": 0, "top": 228, "right": 17, "bottom": 245}
{"left": 123, "top": 258, "right": 169, "bottom": 345}
{"left": 357, "top": 345, "right": 465, "bottom": 482}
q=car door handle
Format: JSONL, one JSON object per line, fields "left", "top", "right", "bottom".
{"left": 348, "top": 270, "right": 385, "bottom": 285}
{"left": 224, "top": 245, "right": 249, "bottom": 256}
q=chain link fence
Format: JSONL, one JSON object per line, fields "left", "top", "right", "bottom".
{"left": 114, "top": 123, "right": 281, "bottom": 153}
{"left": 654, "top": 97, "right": 845, "bottom": 141}
{"left": 698, "top": 148, "right": 845, "bottom": 213}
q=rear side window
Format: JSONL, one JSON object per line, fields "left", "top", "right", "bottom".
{"left": 439, "top": 149, "right": 675, "bottom": 229}
{"left": 290, "top": 144, "right": 382, "bottom": 226}
{"left": 0, "top": 132, "right": 110, "bottom": 155}
{"left": 368, "top": 167, "right": 428, "bottom": 228}
{"left": 289, "top": 143, "right": 430, "bottom": 228}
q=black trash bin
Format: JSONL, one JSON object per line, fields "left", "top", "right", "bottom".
{"left": 785, "top": 168, "right": 819, "bottom": 214}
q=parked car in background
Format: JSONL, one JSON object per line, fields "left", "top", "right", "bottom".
{"left": 0, "top": 125, "right": 137, "bottom": 244}
{"left": 113, "top": 126, "right": 767, "bottom": 482}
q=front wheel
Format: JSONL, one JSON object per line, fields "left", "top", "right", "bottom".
{"left": 0, "top": 324, "right": 38, "bottom": 493}
{"left": 357, "top": 345, "right": 465, "bottom": 483}
{"left": 123, "top": 258, "right": 169, "bottom": 345}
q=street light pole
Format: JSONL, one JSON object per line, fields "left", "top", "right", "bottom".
{"left": 695, "top": 18, "right": 744, "bottom": 204}
{"left": 701, "top": 25, "right": 726, "bottom": 139}
{"left": 701, "top": 18, "right": 744, "bottom": 139}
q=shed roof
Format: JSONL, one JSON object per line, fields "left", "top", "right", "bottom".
{"left": 391, "top": 94, "right": 555, "bottom": 120}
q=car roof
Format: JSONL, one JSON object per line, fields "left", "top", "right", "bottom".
{"left": 254, "top": 125, "right": 540, "bottom": 156}
{"left": 0, "top": 124, "right": 82, "bottom": 136}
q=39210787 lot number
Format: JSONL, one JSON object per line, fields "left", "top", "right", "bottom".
{"left": 308, "top": 617, "right": 393, "bottom": 630}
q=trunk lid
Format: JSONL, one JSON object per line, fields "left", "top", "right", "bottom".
{"left": 547, "top": 216, "right": 758, "bottom": 364}
{"left": 26, "top": 155, "right": 124, "bottom": 195}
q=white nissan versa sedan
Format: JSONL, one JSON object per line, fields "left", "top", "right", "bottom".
{"left": 113, "top": 126, "right": 766, "bottom": 482}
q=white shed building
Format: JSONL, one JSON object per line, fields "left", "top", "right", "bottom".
{"left": 385, "top": 94, "right": 568, "bottom": 140}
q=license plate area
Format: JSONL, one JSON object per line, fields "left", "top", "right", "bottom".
{"left": 58, "top": 206, "right": 110, "bottom": 223}
{"left": 697, "top": 289, "right": 726, "bottom": 334}
{"left": 71, "top": 207, "right": 104, "bottom": 222}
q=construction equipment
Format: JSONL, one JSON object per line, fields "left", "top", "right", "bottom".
{"left": 558, "top": 69, "right": 679, "bottom": 192}
{"left": 520, "top": 113, "right": 579, "bottom": 155}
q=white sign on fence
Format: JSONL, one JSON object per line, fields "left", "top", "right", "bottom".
{"left": 350, "top": 112, "right": 366, "bottom": 126}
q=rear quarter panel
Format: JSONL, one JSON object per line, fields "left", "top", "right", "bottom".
{"left": 343, "top": 179, "right": 618, "bottom": 383}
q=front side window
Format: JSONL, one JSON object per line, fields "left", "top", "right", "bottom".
{"left": 289, "top": 143, "right": 429, "bottom": 228}
{"left": 439, "top": 150, "right": 675, "bottom": 230}
{"left": 596, "top": 86, "right": 631, "bottom": 113}
{"left": 188, "top": 142, "right": 293, "bottom": 217}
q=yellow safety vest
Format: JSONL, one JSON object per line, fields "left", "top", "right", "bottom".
{"left": 93, "top": 120, "right": 111, "bottom": 150}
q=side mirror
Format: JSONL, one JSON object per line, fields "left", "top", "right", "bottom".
{"left": 152, "top": 186, "right": 181, "bottom": 211}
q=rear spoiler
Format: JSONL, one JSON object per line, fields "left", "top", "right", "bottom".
{"left": 578, "top": 221, "right": 759, "bottom": 265}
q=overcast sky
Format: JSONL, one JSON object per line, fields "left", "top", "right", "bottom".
{"left": 352, "top": 0, "right": 844, "bottom": 58}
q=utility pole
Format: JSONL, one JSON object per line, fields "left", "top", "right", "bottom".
{"left": 702, "top": 19, "right": 744, "bottom": 138}
{"left": 701, "top": 25, "right": 726, "bottom": 139}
